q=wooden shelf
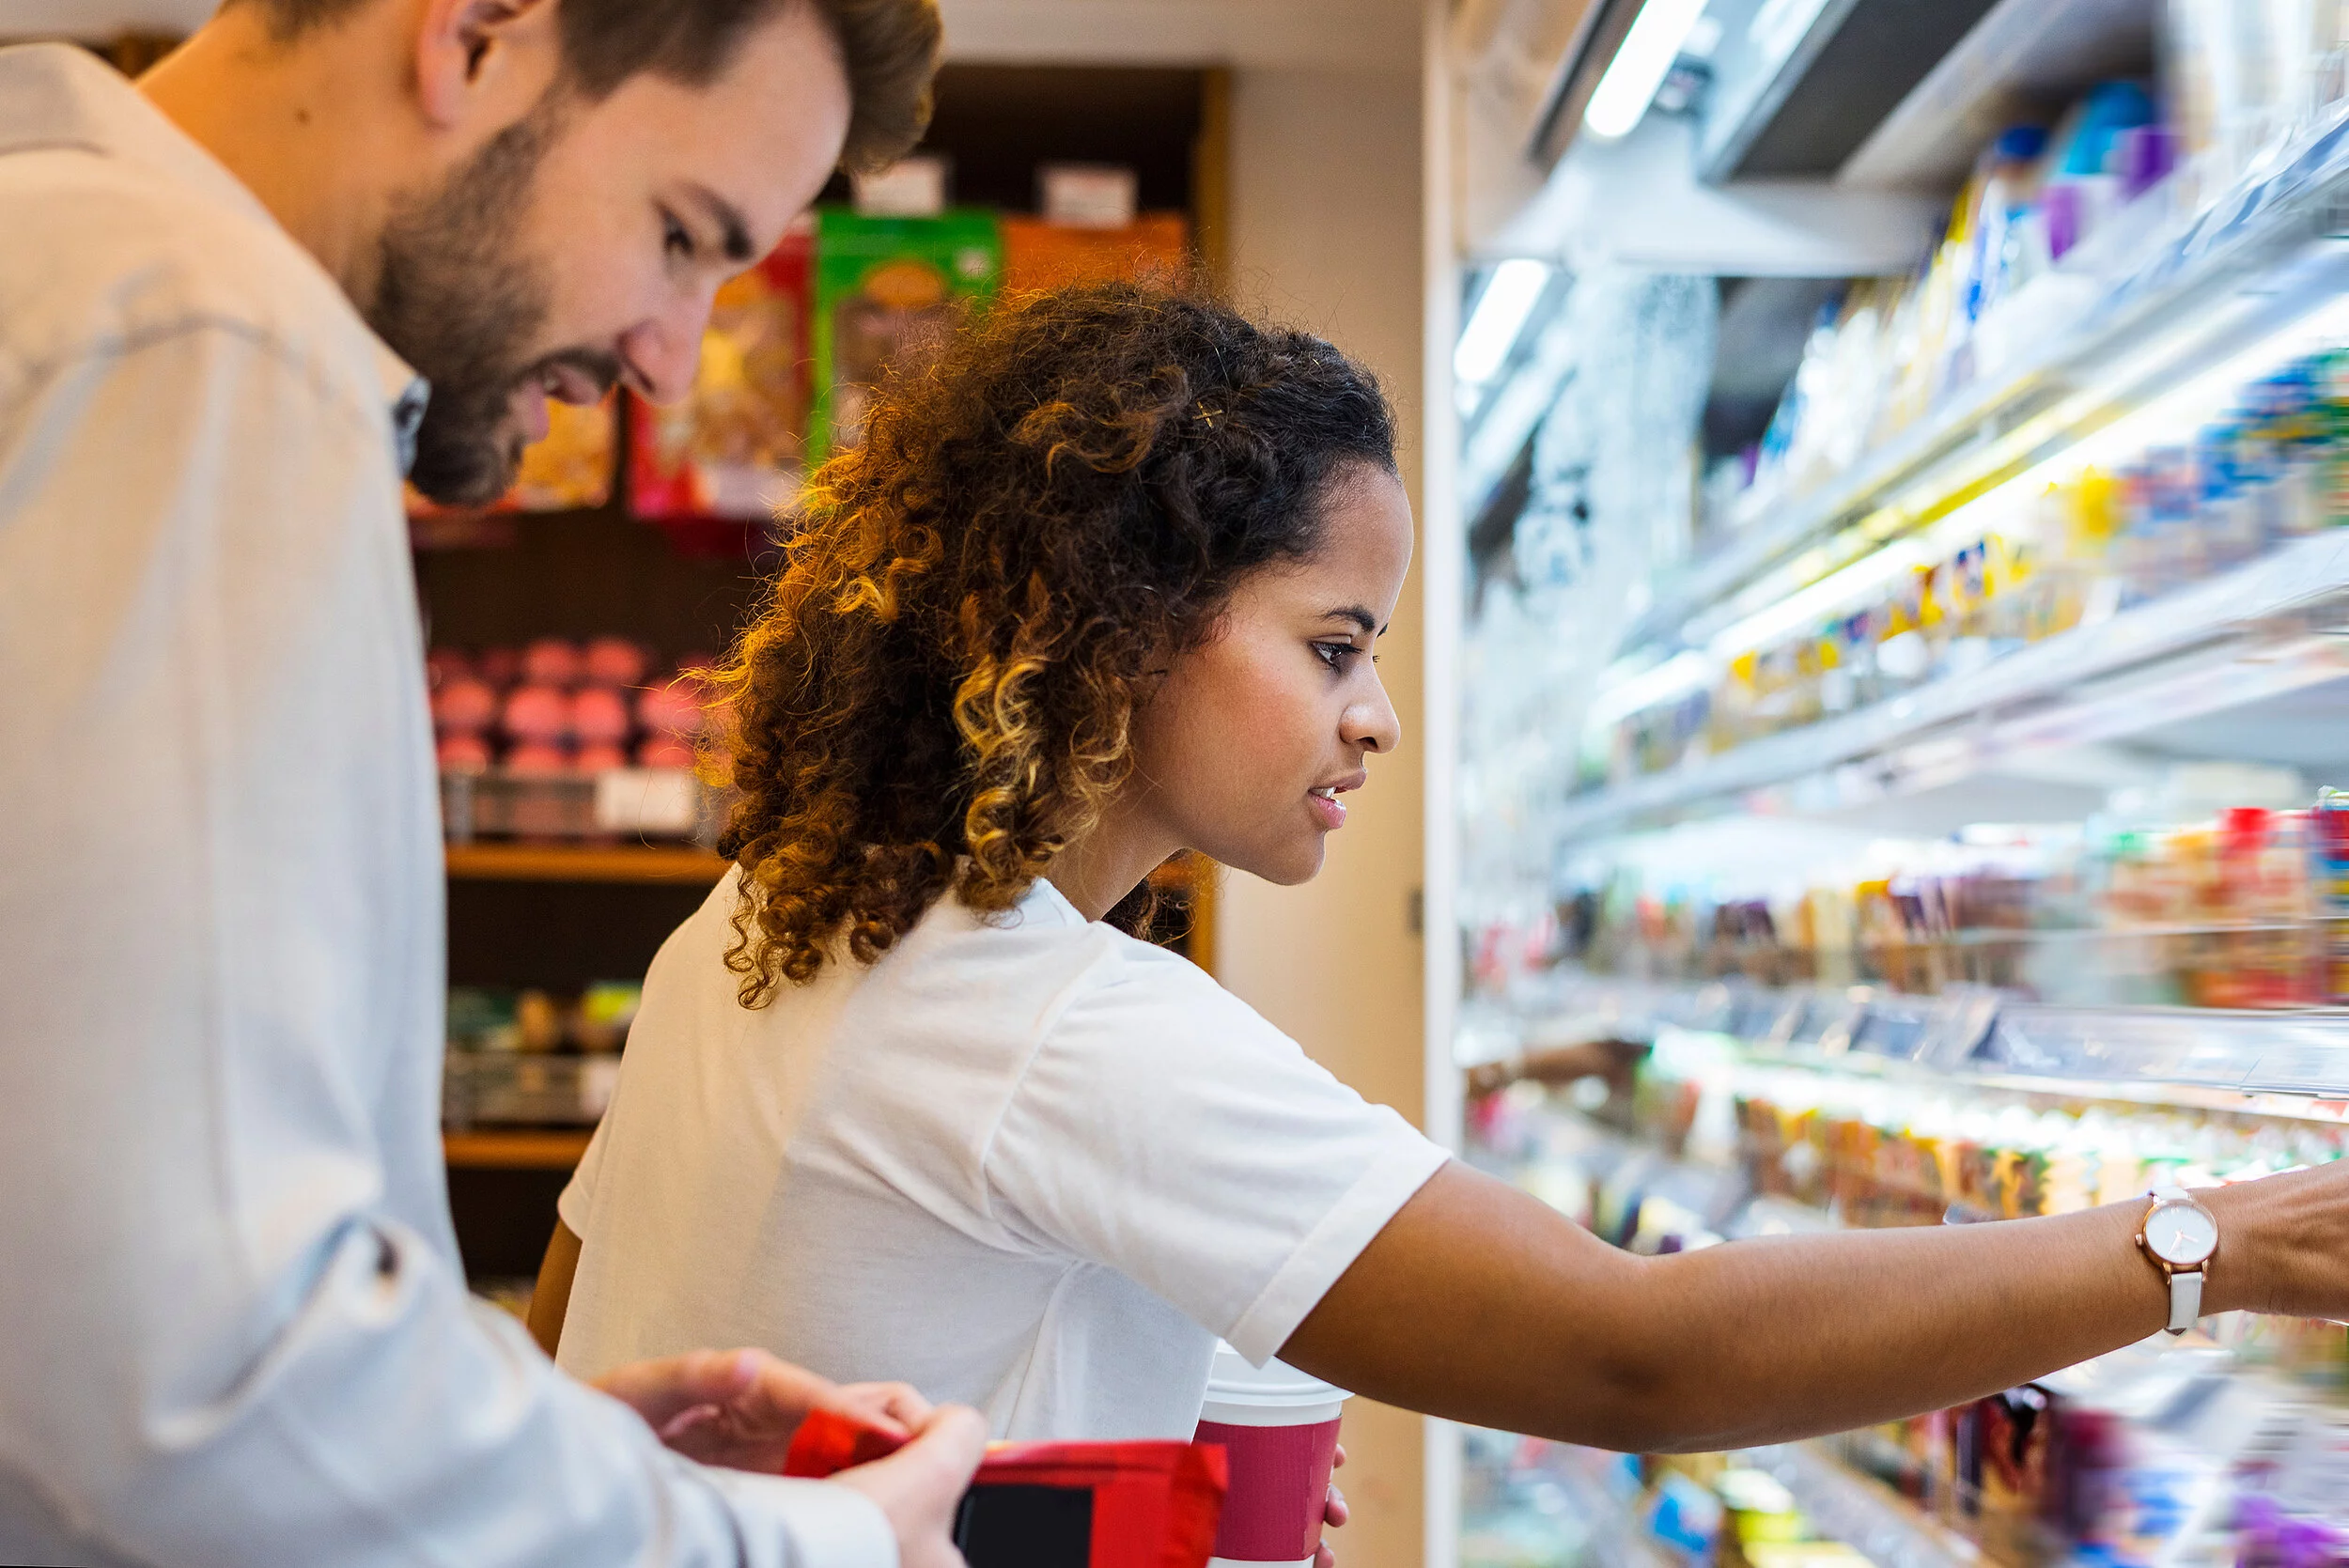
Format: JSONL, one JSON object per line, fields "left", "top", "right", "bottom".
{"left": 443, "top": 1127, "right": 595, "bottom": 1170}
{"left": 444, "top": 842, "right": 729, "bottom": 885}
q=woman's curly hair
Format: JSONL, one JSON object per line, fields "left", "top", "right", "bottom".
{"left": 710, "top": 281, "right": 1397, "bottom": 1004}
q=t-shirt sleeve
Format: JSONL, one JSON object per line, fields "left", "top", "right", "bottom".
{"left": 982, "top": 948, "right": 1450, "bottom": 1364}
{"left": 557, "top": 1102, "right": 612, "bottom": 1237}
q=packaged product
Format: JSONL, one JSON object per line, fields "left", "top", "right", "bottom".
{"left": 810, "top": 209, "right": 1003, "bottom": 466}
{"left": 1000, "top": 212, "right": 1190, "bottom": 294}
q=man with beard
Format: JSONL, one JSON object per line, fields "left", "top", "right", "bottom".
{"left": 0, "top": 2, "right": 987, "bottom": 1565}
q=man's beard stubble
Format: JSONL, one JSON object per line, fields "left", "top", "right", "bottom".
{"left": 370, "top": 97, "right": 591, "bottom": 506}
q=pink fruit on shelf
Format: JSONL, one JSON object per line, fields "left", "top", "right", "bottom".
{"left": 503, "top": 741, "right": 571, "bottom": 776}
{"left": 476, "top": 645, "right": 522, "bottom": 690}
{"left": 634, "top": 734, "right": 697, "bottom": 768}
{"left": 583, "top": 636, "right": 649, "bottom": 689}
{"left": 431, "top": 675, "right": 498, "bottom": 735}
{"left": 521, "top": 637, "right": 583, "bottom": 688}
{"left": 436, "top": 732, "right": 492, "bottom": 772}
{"left": 635, "top": 675, "right": 705, "bottom": 739}
{"left": 501, "top": 682, "right": 572, "bottom": 743}
{"left": 574, "top": 741, "right": 630, "bottom": 774}
{"left": 569, "top": 685, "right": 632, "bottom": 745}
{"left": 425, "top": 646, "right": 474, "bottom": 689}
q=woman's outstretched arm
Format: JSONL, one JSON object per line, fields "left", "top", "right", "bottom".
{"left": 1280, "top": 1158, "right": 2349, "bottom": 1452}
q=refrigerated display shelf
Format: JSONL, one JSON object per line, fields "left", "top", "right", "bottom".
{"left": 1559, "top": 533, "right": 2349, "bottom": 838}
{"left": 1731, "top": 1443, "right": 1981, "bottom": 1568}
{"left": 1622, "top": 98, "right": 2349, "bottom": 658}
{"left": 1482, "top": 1438, "right": 1973, "bottom": 1568}
{"left": 1496, "top": 972, "right": 2349, "bottom": 1101}
{"left": 1547, "top": 1454, "right": 1674, "bottom": 1568}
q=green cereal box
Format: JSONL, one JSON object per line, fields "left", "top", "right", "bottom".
{"left": 810, "top": 209, "right": 1003, "bottom": 467}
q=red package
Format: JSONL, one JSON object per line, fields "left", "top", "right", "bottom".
{"left": 785, "top": 1410, "right": 1227, "bottom": 1568}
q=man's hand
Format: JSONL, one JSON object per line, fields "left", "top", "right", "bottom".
{"left": 832, "top": 1404, "right": 991, "bottom": 1568}
{"left": 1315, "top": 1443, "right": 1348, "bottom": 1568}
{"left": 593, "top": 1347, "right": 931, "bottom": 1472}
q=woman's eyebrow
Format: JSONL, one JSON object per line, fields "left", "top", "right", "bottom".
{"left": 1325, "top": 606, "right": 1387, "bottom": 637}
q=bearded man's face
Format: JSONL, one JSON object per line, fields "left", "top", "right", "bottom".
{"left": 364, "top": 8, "right": 855, "bottom": 505}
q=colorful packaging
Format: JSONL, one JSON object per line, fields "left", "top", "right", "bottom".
{"left": 1001, "top": 213, "right": 1191, "bottom": 294}
{"left": 785, "top": 1409, "right": 1228, "bottom": 1568}
{"left": 810, "top": 209, "right": 1003, "bottom": 466}
{"left": 628, "top": 221, "right": 814, "bottom": 521}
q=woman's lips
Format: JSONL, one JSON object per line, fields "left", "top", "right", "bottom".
{"left": 1308, "top": 787, "right": 1347, "bottom": 831}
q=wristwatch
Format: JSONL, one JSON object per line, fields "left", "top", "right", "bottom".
{"left": 2137, "top": 1185, "right": 2218, "bottom": 1335}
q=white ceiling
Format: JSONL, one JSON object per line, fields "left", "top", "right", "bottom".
{"left": 3, "top": 0, "right": 1421, "bottom": 69}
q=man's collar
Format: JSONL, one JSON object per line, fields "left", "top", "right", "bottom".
{"left": 0, "top": 41, "right": 430, "bottom": 464}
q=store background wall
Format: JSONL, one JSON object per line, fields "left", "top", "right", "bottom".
{"left": 1214, "top": 60, "right": 1429, "bottom": 1568}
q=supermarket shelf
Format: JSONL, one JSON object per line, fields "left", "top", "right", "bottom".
{"left": 1623, "top": 101, "right": 2349, "bottom": 656}
{"left": 1734, "top": 1443, "right": 1981, "bottom": 1568}
{"left": 1509, "top": 972, "right": 2349, "bottom": 1099}
{"left": 443, "top": 842, "right": 729, "bottom": 885}
{"left": 1557, "top": 532, "right": 2349, "bottom": 838}
{"left": 1547, "top": 1454, "right": 1672, "bottom": 1568}
{"left": 443, "top": 1127, "right": 594, "bottom": 1170}
{"left": 1840, "top": 0, "right": 2155, "bottom": 194}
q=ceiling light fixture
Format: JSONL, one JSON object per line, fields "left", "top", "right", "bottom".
{"left": 1454, "top": 258, "right": 1551, "bottom": 386}
{"left": 1584, "top": 0, "right": 1710, "bottom": 141}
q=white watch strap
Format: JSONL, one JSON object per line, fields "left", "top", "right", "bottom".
{"left": 2167, "top": 1270, "right": 2203, "bottom": 1335}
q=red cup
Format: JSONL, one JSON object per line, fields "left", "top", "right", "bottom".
{"left": 1193, "top": 1343, "right": 1348, "bottom": 1568}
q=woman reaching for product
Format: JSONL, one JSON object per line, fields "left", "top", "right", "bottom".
{"left": 530, "top": 283, "right": 2349, "bottom": 1482}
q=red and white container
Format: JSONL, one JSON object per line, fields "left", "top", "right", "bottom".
{"left": 1193, "top": 1343, "right": 1348, "bottom": 1568}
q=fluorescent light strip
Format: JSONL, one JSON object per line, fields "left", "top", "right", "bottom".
{"left": 1455, "top": 259, "right": 1551, "bottom": 386}
{"left": 1700, "top": 289, "right": 2349, "bottom": 660}
{"left": 1584, "top": 0, "right": 1710, "bottom": 141}
{"left": 1586, "top": 648, "right": 1716, "bottom": 727}
{"left": 1460, "top": 318, "right": 1577, "bottom": 514}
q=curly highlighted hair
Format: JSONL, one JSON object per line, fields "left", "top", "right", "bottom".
{"left": 710, "top": 281, "right": 1397, "bottom": 1003}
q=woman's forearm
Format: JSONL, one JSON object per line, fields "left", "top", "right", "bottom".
{"left": 1283, "top": 1158, "right": 2349, "bottom": 1453}
{"left": 1577, "top": 1203, "right": 2155, "bottom": 1451}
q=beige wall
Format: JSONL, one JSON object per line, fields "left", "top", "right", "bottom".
{"left": 1216, "top": 61, "right": 1429, "bottom": 1568}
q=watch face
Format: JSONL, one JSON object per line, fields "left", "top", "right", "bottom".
{"left": 2146, "top": 1201, "right": 2217, "bottom": 1266}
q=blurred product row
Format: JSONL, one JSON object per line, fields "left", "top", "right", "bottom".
{"left": 1458, "top": 1040, "right": 2349, "bottom": 1568}
{"left": 442, "top": 985, "right": 641, "bottom": 1130}
{"left": 1540, "top": 776, "right": 2349, "bottom": 1012}
{"left": 1719, "top": 0, "right": 2349, "bottom": 545}
{"left": 425, "top": 639, "right": 723, "bottom": 841}
{"left": 1603, "top": 338, "right": 2349, "bottom": 792}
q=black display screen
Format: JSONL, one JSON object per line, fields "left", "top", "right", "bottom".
{"left": 953, "top": 1483, "right": 1096, "bottom": 1568}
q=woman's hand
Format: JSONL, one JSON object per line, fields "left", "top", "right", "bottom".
{"left": 592, "top": 1346, "right": 928, "bottom": 1471}
{"left": 2202, "top": 1158, "right": 2349, "bottom": 1320}
{"left": 1314, "top": 1443, "right": 1348, "bottom": 1568}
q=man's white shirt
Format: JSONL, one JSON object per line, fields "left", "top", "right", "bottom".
{"left": 0, "top": 43, "right": 894, "bottom": 1568}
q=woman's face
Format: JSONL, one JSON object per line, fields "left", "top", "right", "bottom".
{"left": 1128, "top": 462, "right": 1414, "bottom": 885}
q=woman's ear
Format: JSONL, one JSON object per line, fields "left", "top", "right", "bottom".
{"left": 411, "top": 0, "right": 559, "bottom": 132}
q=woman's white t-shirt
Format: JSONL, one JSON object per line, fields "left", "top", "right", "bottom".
{"left": 554, "top": 871, "right": 1448, "bottom": 1440}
